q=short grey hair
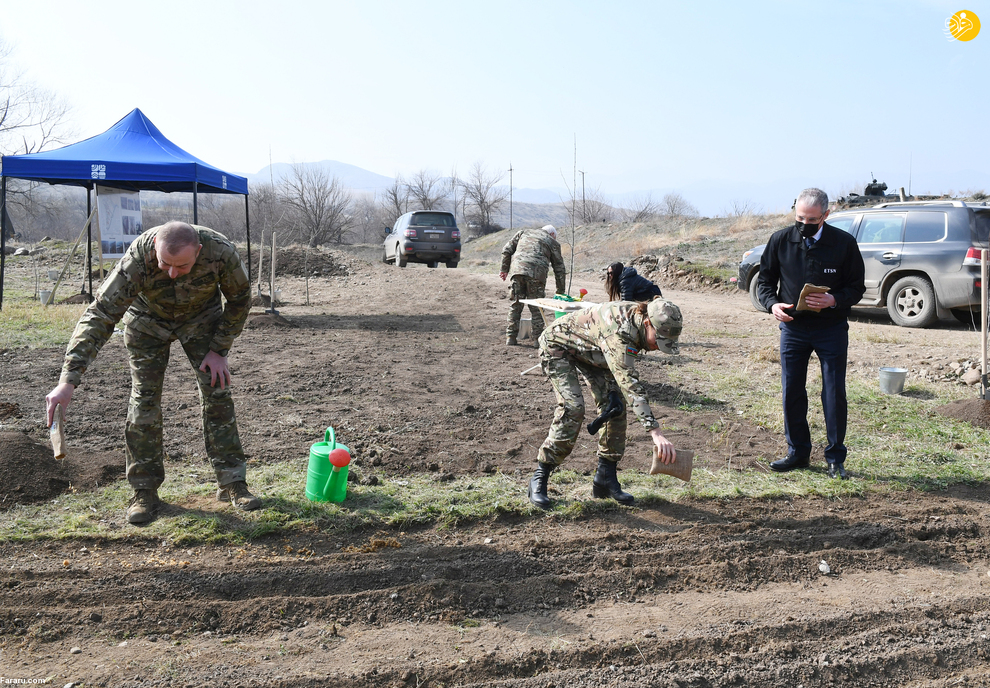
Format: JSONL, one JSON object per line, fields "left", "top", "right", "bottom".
{"left": 156, "top": 221, "right": 199, "bottom": 255}
{"left": 796, "top": 188, "right": 829, "bottom": 214}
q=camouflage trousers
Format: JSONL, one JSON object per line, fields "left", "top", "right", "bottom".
{"left": 538, "top": 354, "right": 625, "bottom": 467}
{"left": 507, "top": 275, "right": 548, "bottom": 340}
{"left": 123, "top": 320, "right": 247, "bottom": 490}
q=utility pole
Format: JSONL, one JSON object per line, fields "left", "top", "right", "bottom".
{"left": 508, "top": 162, "right": 513, "bottom": 231}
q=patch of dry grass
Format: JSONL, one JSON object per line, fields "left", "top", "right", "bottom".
{"left": 0, "top": 299, "right": 87, "bottom": 348}
{"left": 751, "top": 344, "right": 780, "bottom": 363}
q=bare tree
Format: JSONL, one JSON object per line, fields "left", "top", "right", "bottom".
{"left": 621, "top": 193, "right": 660, "bottom": 222}
{"left": 460, "top": 162, "right": 507, "bottom": 234}
{"left": 198, "top": 193, "right": 245, "bottom": 241}
{"left": 660, "top": 192, "right": 699, "bottom": 218}
{"left": 582, "top": 187, "right": 615, "bottom": 223}
{"left": 722, "top": 199, "right": 763, "bottom": 217}
{"left": 406, "top": 169, "right": 448, "bottom": 210}
{"left": 351, "top": 194, "right": 389, "bottom": 243}
{"left": 142, "top": 193, "right": 193, "bottom": 228}
{"left": 378, "top": 174, "right": 409, "bottom": 230}
{"left": 0, "top": 38, "right": 73, "bottom": 241}
{"left": 278, "top": 163, "right": 353, "bottom": 246}
{"left": 0, "top": 39, "right": 72, "bottom": 156}
{"left": 447, "top": 166, "right": 460, "bottom": 222}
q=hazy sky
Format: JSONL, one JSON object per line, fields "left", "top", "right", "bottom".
{"left": 1, "top": 0, "right": 987, "bottom": 214}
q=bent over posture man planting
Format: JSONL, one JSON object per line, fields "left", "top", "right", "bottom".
{"left": 45, "top": 221, "right": 261, "bottom": 524}
{"left": 529, "top": 297, "right": 683, "bottom": 509}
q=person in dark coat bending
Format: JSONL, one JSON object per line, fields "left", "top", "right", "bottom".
{"left": 605, "top": 262, "right": 663, "bottom": 302}
{"left": 757, "top": 188, "right": 866, "bottom": 480}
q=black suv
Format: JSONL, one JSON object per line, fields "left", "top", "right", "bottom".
{"left": 738, "top": 201, "right": 990, "bottom": 327}
{"left": 383, "top": 210, "right": 461, "bottom": 268}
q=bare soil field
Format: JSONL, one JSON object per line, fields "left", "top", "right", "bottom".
{"left": 3, "top": 251, "right": 990, "bottom": 686}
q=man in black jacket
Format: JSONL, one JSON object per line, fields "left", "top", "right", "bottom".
{"left": 757, "top": 188, "right": 866, "bottom": 479}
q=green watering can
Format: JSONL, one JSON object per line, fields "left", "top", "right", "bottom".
{"left": 305, "top": 427, "right": 351, "bottom": 502}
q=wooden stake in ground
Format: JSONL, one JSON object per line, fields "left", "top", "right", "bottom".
{"left": 267, "top": 231, "right": 278, "bottom": 315}
{"left": 982, "top": 249, "right": 988, "bottom": 400}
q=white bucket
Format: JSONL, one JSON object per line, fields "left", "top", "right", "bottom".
{"left": 39, "top": 290, "right": 52, "bottom": 305}
{"left": 519, "top": 315, "right": 532, "bottom": 340}
{"left": 878, "top": 367, "right": 908, "bottom": 395}
{"left": 274, "top": 289, "right": 283, "bottom": 303}
{"left": 47, "top": 269, "right": 59, "bottom": 280}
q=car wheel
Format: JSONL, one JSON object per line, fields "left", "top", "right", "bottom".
{"left": 445, "top": 261, "right": 458, "bottom": 268}
{"left": 395, "top": 246, "right": 407, "bottom": 268}
{"left": 951, "top": 307, "right": 987, "bottom": 327}
{"left": 427, "top": 261, "right": 438, "bottom": 268}
{"left": 748, "top": 271, "right": 767, "bottom": 312}
{"left": 887, "top": 276, "right": 938, "bottom": 328}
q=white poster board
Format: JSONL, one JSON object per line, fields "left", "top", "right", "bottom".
{"left": 96, "top": 186, "right": 143, "bottom": 259}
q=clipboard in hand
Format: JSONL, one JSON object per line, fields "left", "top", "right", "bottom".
{"left": 796, "top": 283, "right": 830, "bottom": 312}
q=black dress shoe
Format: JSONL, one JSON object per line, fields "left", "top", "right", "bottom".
{"left": 827, "top": 463, "right": 848, "bottom": 479}
{"left": 769, "top": 455, "right": 810, "bottom": 472}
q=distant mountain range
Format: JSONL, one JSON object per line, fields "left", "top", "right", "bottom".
{"left": 241, "top": 160, "right": 571, "bottom": 205}
{"left": 238, "top": 160, "right": 990, "bottom": 219}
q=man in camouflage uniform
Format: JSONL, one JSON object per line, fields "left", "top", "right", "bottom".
{"left": 45, "top": 221, "right": 260, "bottom": 525}
{"left": 529, "top": 298, "right": 683, "bottom": 509}
{"left": 499, "top": 224, "right": 567, "bottom": 346}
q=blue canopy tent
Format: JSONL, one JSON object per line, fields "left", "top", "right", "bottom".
{"left": 0, "top": 108, "right": 252, "bottom": 308}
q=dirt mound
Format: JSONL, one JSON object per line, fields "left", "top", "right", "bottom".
{"left": 0, "top": 431, "right": 124, "bottom": 509}
{"left": 249, "top": 294, "right": 285, "bottom": 308}
{"left": 245, "top": 312, "right": 297, "bottom": 329}
{"left": 0, "top": 402, "right": 21, "bottom": 420}
{"left": 630, "top": 253, "right": 731, "bottom": 292}
{"left": 249, "top": 245, "right": 350, "bottom": 278}
{"left": 935, "top": 397, "right": 990, "bottom": 428}
{"left": 58, "top": 292, "right": 93, "bottom": 304}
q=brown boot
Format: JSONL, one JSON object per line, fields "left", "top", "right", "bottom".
{"left": 126, "top": 489, "right": 160, "bottom": 525}
{"left": 506, "top": 336, "right": 518, "bottom": 346}
{"left": 217, "top": 481, "right": 262, "bottom": 510}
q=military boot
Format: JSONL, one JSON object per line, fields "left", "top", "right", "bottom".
{"left": 126, "top": 488, "right": 160, "bottom": 525}
{"left": 528, "top": 462, "right": 555, "bottom": 510}
{"left": 592, "top": 458, "right": 635, "bottom": 505}
{"left": 217, "top": 481, "right": 262, "bottom": 510}
{"left": 506, "top": 335, "right": 519, "bottom": 346}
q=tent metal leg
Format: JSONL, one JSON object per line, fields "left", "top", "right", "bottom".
{"left": 245, "top": 194, "right": 252, "bottom": 285}
{"left": 0, "top": 176, "right": 6, "bottom": 311}
{"left": 87, "top": 188, "right": 93, "bottom": 298}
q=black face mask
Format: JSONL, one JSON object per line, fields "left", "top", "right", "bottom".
{"left": 795, "top": 220, "right": 821, "bottom": 238}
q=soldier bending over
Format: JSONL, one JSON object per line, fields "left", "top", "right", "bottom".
{"left": 45, "top": 221, "right": 261, "bottom": 524}
{"left": 530, "top": 298, "right": 682, "bottom": 509}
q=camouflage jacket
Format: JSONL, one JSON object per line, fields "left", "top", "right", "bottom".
{"left": 60, "top": 225, "right": 251, "bottom": 387}
{"left": 540, "top": 302, "right": 659, "bottom": 430}
{"left": 500, "top": 229, "right": 566, "bottom": 293}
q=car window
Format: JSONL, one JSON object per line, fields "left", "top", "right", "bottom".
{"left": 410, "top": 213, "right": 453, "bottom": 227}
{"left": 975, "top": 211, "right": 990, "bottom": 243}
{"left": 859, "top": 215, "right": 905, "bottom": 244}
{"left": 828, "top": 216, "right": 856, "bottom": 234}
{"left": 904, "top": 212, "right": 947, "bottom": 243}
